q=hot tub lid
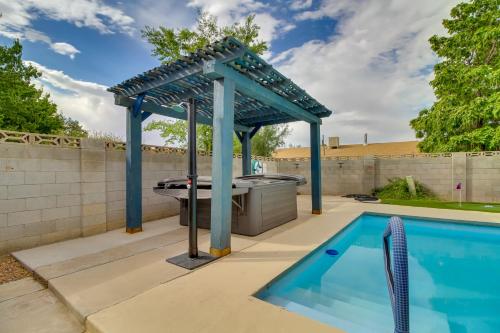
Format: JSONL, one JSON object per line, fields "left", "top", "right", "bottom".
{"left": 236, "top": 174, "right": 307, "bottom": 186}
{"left": 153, "top": 176, "right": 252, "bottom": 199}
{"left": 153, "top": 174, "right": 305, "bottom": 199}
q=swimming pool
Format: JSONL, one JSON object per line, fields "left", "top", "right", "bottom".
{"left": 256, "top": 213, "right": 500, "bottom": 333}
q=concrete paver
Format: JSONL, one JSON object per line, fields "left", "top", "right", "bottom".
{"left": 0, "top": 277, "right": 44, "bottom": 303}
{"left": 49, "top": 229, "right": 261, "bottom": 323}
{"left": 0, "top": 288, "right": 83, "bottom": 333}
{"left": 35, "top": 227, "right": 194, "bottom": 282}
{"left": 13, "top": 216, "right": 181, "bottom": 269}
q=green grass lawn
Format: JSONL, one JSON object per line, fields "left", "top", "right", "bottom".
{"left": 381, "top": 199, "right": 500, "bottom": 213}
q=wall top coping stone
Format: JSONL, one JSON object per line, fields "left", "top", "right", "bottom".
{"left": 0, "top": 129, "right": 81, "bottom": 148}
{"left": 2, "top": 130, "right": 498, "bottom": 162}
{"left": 0, "top": 130, "right": 277, "bottom": 161}
{"left": 277, "top": 151, "right": 500, "bottom": 162}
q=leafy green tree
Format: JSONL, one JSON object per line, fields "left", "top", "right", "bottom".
{"left": 60, "top": 116, "right": 88, "bottom": 137}
{"left": 142, "top": 12, "right": 267, "bottom": 64}
{"left": 142, "top": 12, "right": 290, "bottom": 156}
{"left": 0, "top": 40, "right": 63, "bottom": 133}
{"left": 410, "top": 0, "right": 499, "bottom": 152}
{"left": 0, "top": 40, "right": 88, "bottom": 136}
{"left": 233, "top": 125, "right": 291, "bottom": 157}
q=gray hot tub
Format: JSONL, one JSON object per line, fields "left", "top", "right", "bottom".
{"left": 153, "top": 174, "right": 305, "bottom": 236}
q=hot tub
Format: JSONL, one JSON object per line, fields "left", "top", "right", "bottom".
{"left": 153, "top": 174, "right": 306, "bottom": 236}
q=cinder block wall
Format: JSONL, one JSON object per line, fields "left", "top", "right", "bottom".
{"left": 277, "top": 153, "right": 500, "bottom": 202}
{"left": 1, "top": 130, "right": 499, "bottom": 255}
{"left": 467, "top": 155, "right": 500, "bottom": 203}
{"left": 277, "top": 158, "right": 372, "bottom": 195}
{"left": 0, "top": 134, "right": 277, "bottom": 255}
{"left": 0, "top": 143, "right": 83, "bottom": 255}
{"left": 375, "top": 156, "right": 453, "bottom": 199}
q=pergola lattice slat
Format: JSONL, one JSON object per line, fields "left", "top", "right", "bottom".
{"left": 109, "top": 37, "right": 331, "bottom": 128}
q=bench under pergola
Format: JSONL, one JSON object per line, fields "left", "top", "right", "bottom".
{"left": 108, "top": 37, "right": 332, "bottom": 257}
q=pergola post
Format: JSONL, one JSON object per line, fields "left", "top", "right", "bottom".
{"left": 310, "top": 122, "right": 322, "bottom": 214}
{"left": 210, "top": 78, "right": 235, "bottom": 257}
{"left": 241, "top": 131, "right": 251, "bottom": 175}
{"left": 125, "top": 94, "right": 145, "bottom": 233}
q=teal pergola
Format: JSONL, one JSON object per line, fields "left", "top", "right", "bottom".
{"left": 108, "top": 37, "right": 332, "bottom": 257}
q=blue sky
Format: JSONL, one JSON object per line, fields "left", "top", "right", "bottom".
{"left": 0, "top": 0, "right": 458, "bottom": 146}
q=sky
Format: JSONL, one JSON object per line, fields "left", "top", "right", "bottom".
{"left": 0, "top": 0, "right": 459, "bottom": 147}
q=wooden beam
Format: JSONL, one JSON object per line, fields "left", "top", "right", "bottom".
{"left": 234, "top": 130, "right": 243, "bottom": 142}
{"left": 210, "top": 78, "right": 235, "bottom": 257}
{"left": 123, "top": 65, "right": 203, "bottom": 98}
{"left": 122, "top": 49, "right": 246, "bottom": 98}
{"left": 203, "top": 60, "right": 321, "bottom": 124}
{"left": 125, "top": 101, "right": 144, "bottom": 233}
{"left": 241, "top": 131, "right": 251, "bottom": 175}
{"left": 310, "top": 122, "right": 322, "bottom": 215}
{"left": 115, "top": 95, "right": 251, "bottom": 132}
{"left": 141, "top": 111, "right": 153, "bottom": 122}
{"left": 249, "top": 125, "right": 261, "bottom": 138}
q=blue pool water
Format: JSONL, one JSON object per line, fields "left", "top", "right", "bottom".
{"left": 256, "top": 213, "right": 500, "bottom": 333}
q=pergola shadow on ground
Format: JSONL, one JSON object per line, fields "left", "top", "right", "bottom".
{"left": 108, "top": 37, "right": 332, "bottom": 257}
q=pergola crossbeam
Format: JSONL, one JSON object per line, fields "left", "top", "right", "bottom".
{"left": 203, "top": 60, "right": 322, "bottom": 124}
{"left": 115, "top": 95, "right": 251, "bottom": 132}
{"left": 235, "top": 125, "right": 261, "bottom": 175}
{"left": 122, "top": 49, "right": 246, "bottom": 98}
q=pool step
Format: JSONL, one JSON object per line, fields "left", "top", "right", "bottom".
{"left": 265, "top": 294, "right": 369, "bottom": 333}
{"left": 267, "top": 287, "right": 451, "bottom": 333}
{"left": 277, "top": 287, "right": 390, "bottom": 332}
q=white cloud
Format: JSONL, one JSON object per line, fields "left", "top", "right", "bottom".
{"left": 187, "top": 0, "right": 265, "bottom": 25}
{"left": 272, "top": 0, "right": 459, "bottom": 146}
{"left": 186, "top": 0, "right": 295, "bottom": 46}
{"left": 253, "top": 12, "right": 295, "bottom": 46}
{"left": 26, "top": 61, "right": 126, "bottom": 140}
{"left": 289, "top": 0, "right": 313, "bottom": 11}
{"left": 26, "top": 61, "right": 167, "bottom": 145}
{"left": 127, "top": 0, "right": 196, "bottom": 31}
{"left": 50, "top": 42, "right": 80, "bottom": 59}
{"left": 0, "top": 0, "right": 135, "bottom": 58}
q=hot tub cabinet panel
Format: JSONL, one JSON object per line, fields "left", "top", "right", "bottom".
{"left": 180, "top": 181, "right": 298, "bottom": 236}
{"left": 154, "top": 174, "right": 305, "bottom": 236}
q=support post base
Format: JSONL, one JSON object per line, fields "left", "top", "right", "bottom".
{"left": 312, "top": 209, "right": 322, "bottom": 215}
{"left": 210, "top": 247, "right": 231, "bottom": 257}
{"left": 126, "top": 226, "right": 143, "bottom": 234}
{"left": 166, "top": 251, "right": 217, "bottom": 270}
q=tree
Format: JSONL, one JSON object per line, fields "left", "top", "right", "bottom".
{"left": 60, "top": 116, "right": 88, "bottom": 137}
{"left": 0, "top": 40, "right": 63, "bottom": 133}
{"left": 410, "top": 0, "right": 499, "bottom": 152}
{"left": 142, "top": 12, "right": 267, "bottom": 64}
{"left": 142, "top": 12, "right": 290, "bottom": 156}
{"left": 0, "top": 40, "right": 88, "bottom": 136}
{"left": 233, "top": 125, "right": 291, "bottom": 157}
{"left": 144, "top": 119, "right": 214, "bottom": 152}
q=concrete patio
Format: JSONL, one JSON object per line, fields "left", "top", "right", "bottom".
{"left": 1, "top": 195, "right": 498, "bottom": 333}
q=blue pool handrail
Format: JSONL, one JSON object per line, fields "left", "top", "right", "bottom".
{"left": 383, "top": 216, "right": 410, "bottom": 333}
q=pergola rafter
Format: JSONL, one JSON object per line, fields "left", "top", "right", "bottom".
{"left": 108, "top": 37, "right": 332, "bottom": 257}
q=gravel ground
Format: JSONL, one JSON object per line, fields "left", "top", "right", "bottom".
{"left": 0, "top": 255, "right": 32, "bottom": 284}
